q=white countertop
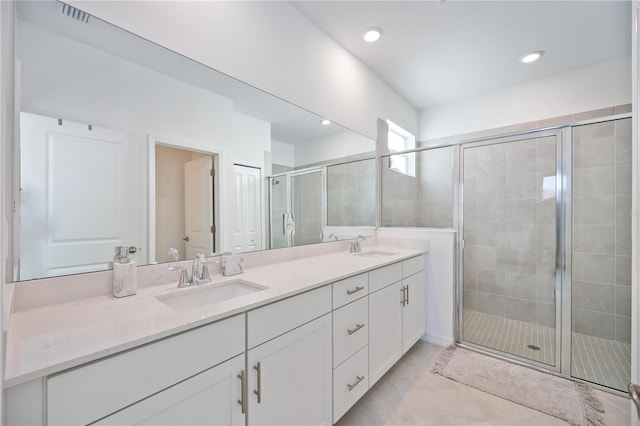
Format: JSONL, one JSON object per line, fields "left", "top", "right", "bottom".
{"left": 5, "top": 246, "right": 424, "bottom": 388}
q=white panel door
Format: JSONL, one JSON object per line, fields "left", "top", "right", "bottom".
{"left": 247, "top": 314, "right": 332, "bottom": 426}
{"left": 402, "top": 271, "right": 426, "bottom": 354}
{"left": 369, "top": 281, "right": 403, "bottom": 386}
{"left": 19, "top": 112, "right": 144, "bottom": 280}
{"left": 232, "top": 165, "right": 262, "bottom": 253}
{"left": 184, "top": 156, "right": 213, "bottom": 258}
{"left": 95, "top": 354, "right": 245, "bottom": 426}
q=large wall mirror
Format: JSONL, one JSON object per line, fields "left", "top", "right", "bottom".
{"left": 15, "top": 1, "right": 376, "bottom": 281}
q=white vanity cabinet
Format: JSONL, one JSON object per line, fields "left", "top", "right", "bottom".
{"left": 247, "top": 314, "right": 333, "bottom": 425}
{"left": 46, "top": 314, "right": 245, "bottom": 426}
{"left": 94, "top": 354, "right": 245, "bottom": 426}
{"left": 6, "top": 252, "right": 427, "bottom": 426}
{"left": 246, "top": 285, "right": 333, "bottom": 425}
{"left": 368, "top": 256, "right": 426, "bottom": 386}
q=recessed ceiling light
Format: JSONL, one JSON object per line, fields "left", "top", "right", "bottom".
{"left": 520, "top": 50, "right": 544, "bottom": 64}
{"left": 321, "top": 119, "right": 331, "bottom": 126}
{"left": 363, "top": 27, "right": 383, "bottom": 43}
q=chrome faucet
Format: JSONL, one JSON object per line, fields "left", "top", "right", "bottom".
{"left": 169, "top": 253, "right": 211, "bottom": 287}
{"left": 350, "top": 235, "right": 367, "bottom": 253}
{"left": 168, "top": 265, "right": 191, "bottom": 288}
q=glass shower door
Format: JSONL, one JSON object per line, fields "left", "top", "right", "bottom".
{"left": 460, "top": 131, "right": 561, "bottom": 368}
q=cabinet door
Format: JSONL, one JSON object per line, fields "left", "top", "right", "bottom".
{"left": 402, "top": 271, "right": 426, "bottom": 354}
{"left": 248, "top": 314, "right": 332, "bottom": 425}
{"left": 368, "top": 281, "right": 403, "bottom": 386}
{"left": 95, "top": 354, "right": 245, "bottom": 426}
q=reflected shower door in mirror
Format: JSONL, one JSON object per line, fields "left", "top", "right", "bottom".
{"left": 268, "top": 158, "right": 376, "bottom": 249}
{"left": 14, "top": 1, "right": 375, "bottom": 280}
{"left": 381, "top": 147, "right": 454, "bottom": 228}
{"left": 460, "top": 132, "right": 561, "bottom": 369}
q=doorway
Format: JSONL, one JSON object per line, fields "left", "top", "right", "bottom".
{"left": 153, "top": 144, "right": 216, "bottom": 263}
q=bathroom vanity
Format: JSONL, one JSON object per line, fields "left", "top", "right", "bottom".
{"left": 5, "top": 244, "right": 426, "bottom": 425}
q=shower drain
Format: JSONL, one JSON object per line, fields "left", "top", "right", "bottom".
{"left": 527, "top": 344, "right": 541, "bottom": 351}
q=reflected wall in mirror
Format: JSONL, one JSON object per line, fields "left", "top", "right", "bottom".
{"left": 268, "top": 157, "right": 376, "bottom": 249}
{"left": 15, "top": 1, "right": 375, "bottom": 281}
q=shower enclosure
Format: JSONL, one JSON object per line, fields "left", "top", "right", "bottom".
{"left": 268, "top": 158, "right": 376, "bottom": 249}
{"left": 458, "top": 117, "right": 632, "bottom": 392}
{"left": 269, "top": 169, "right": 324, "bottom": 249}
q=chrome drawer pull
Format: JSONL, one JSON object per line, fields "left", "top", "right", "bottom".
{"left": 347, "top": 323, "right": 365, "bottom": 335}
{"left": 347, "top": 286, "right": 365, "bottom": 295}
{"left": 347, "top": 375, "right": 365, "bottom": 391}
{"left": 253, "top": 362, "right": 262, "bottom": 403}
{"left": 237, "top": 370, "right": 246, "bottom": 414}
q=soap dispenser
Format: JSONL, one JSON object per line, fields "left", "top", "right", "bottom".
{"left": 113, "top": 246, "right": 137, "bottom": 298}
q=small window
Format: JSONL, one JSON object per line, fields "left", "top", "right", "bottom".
{"left": 387, "top": 120, "right": 416, "bottom": 177}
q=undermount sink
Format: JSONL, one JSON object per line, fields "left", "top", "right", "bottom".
{"left": 354, "top": 251, "right": 398, "bottom": 258}
{"left": 157, "top": 280, "right": 268, "bottom": 311}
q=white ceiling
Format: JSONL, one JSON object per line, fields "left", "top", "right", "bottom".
{"left": 293, "top": 1, "right": 631, "bottom": 110}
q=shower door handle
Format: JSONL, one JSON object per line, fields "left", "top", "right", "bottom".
{"left": 629, "top": 384, "right": 640, "bottom": 420}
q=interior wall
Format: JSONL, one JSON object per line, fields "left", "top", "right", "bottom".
{"left": 294, "top": 130, "right": 374, "bottom": 167}
{"left": 67, "top": 1, "right": 418, "bottom": 141}
{"left": 419, "top": 57, "right": 632, "bottom": 141}
{"left": 271, "top": 140, "right": 295, "bottom": 169}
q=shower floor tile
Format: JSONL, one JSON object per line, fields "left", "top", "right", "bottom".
{"left": 462, "top": 310, "right": 630, "bottom": 392}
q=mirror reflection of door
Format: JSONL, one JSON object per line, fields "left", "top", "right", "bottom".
{"left": 19, "top": 112, "right": 145, "bottom": 280}
{"left": 155, "top": 145, "right": 215, "bottom": 262}
{"left": 232, "top": 164, "right": 262, "bottom": 253}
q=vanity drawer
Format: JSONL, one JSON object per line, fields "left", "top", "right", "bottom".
{"left": 333, "top": 296, "right": 368, "bottom": 367}
{"left": 333, "top": 273, "right": 368, "bottom": 309}
{"left": 47, "top": 314, "right": 245, "bottom": 426}
{"left": 403, "top": 255, "right": 425, "bottom": 278}
{"left": 333, "top": 345, "right": 369, "bottom": 423}
{"left": 369, "top": 262, "right": 402, "bottom": 293}
{"left": 247, "top": 285, "right": 332, "bottom": 349}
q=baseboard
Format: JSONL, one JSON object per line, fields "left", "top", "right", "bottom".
{"left": 421, "top": 333, "right": 454, "bottom": 347}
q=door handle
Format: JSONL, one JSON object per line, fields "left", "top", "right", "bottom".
{"left": 629, "top": 383, "right": 640, "bottom": 420}
{"left": 253, "top": 362, "right": 262, "bottom": 403}
{"left": 347, "top": 323, "right": 365, "bottom": 335}
{"left": 183, "top": 236, "right": 189, "bottom": 242}
{"left": 347, "top": 286, "right": 365, "bottom": 295}
{"left": 237, "top": 370, "right": 246, "bottom": 414}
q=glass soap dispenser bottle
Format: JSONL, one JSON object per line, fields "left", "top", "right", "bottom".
{"left": 113, "top": 246, "right": 137, "bottom": 298}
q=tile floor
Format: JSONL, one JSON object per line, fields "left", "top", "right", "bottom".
{"left": 338, "top": 341, "right": 632, "bottom": 426}
{"left": 463, "top": 310, "right": 631, "bottom": 392}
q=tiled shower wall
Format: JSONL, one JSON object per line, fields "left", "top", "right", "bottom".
{"left": 327, "top": 159, "right": 376, "bottom": 226}
{"left": 292, "top": 171, "right": 323, "bottom": 246}
{"left": 463, "top": 137, "right": 557, "bottom": 328}
{"left": 572, "top": 118, "right": 631, "bottom": 344}
{"left": 417, "top": 147, "right": 454, "bottom": 228}
{"left": 381, "top": 148, "right": 453, "bottom": 228}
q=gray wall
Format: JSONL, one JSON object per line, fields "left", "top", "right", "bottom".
{"left": 327, "top": 159, "right": 375, "bottom": 226}
{"left": 572, "top": 118, "right": 631, "bottom": 343}
{"left": 381, "top": 148, "right": 453, "bottom": 228}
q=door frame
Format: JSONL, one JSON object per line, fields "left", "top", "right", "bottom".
{"left": 147, "top": 136, "right": 220, "bottom": 263}
{"left": 456, "top": 127, "right": 566, "bottom": 373}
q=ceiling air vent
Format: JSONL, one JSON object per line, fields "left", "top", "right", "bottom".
{"left": 58, "top": 2, "right": 90, "bottom": 24}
